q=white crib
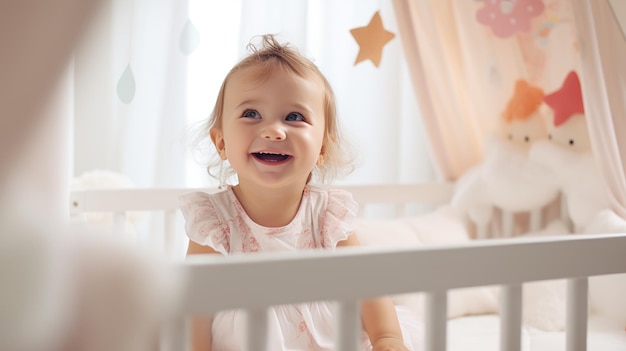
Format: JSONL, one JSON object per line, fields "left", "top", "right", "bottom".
{"left": 69, "top": 183, "right": 626, "bottom": 351}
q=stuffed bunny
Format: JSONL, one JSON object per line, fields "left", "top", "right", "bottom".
{"left": 452, "top": 79, "right": 560, "bottom": 230}
{"left": 529, "top": 70, "right": 626, "bottom": 328}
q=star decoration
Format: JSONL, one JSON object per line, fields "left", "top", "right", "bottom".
{"left": 350, "top": 11, "right": 396, "bottom": 67}
{"left": 543, "top": 71, "right": 585, "bottom": 126}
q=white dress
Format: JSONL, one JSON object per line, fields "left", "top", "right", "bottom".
{"left": 180, "top": 185, "right": 423, "bottom": 351}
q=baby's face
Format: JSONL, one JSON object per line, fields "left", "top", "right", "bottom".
{"left": 213, "top": 66, "right": 326, "bottom": 191}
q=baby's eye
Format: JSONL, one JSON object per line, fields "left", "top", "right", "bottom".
{"left": 242, "top": 110, "right": 261, "bottom": 119}
{"left": 285, "top": 112, "right": 305, "bottom": 122}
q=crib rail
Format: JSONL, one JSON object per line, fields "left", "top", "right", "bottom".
{"left": 69, "top": 183, "right": 454, "bottom": 213}
{"left": 69, "top": 183, "right": 455, "bottom": 257}
{"left": 180, "top": 233, "right": 625, "bottom": 313}
{"left": 174, "top": 233, "right": 626, "bottom": 351}
{"left": 68, "top": 183, "right": 624, "bottom": 351}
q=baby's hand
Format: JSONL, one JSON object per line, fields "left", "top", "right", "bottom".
{"left": 372, "top": 337, "right": 409, "bottom": 351}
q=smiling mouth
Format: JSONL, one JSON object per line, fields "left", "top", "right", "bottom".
{"left": 252, "top": 152, "right": 291, "bottom": 162}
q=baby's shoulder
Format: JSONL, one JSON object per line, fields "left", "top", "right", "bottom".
{"left": 306, "top": 185, "right": 359, "bottom": 248}
{"left": 178, "top": 188, "right": 235, "bottom": 254}
{"left": 179, "top": 187, "right": 236, "bottom": 220}
{"left": 306, "top": 185, "right": 358, "bottom": 216}
{"left": 307, "top": 185, "right": 352, "bottom": 200}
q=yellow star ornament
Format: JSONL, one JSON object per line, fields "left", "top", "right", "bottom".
{"left": 350, "top": 11, "right": 396, "bottom": 67}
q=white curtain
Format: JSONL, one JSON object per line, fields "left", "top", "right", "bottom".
{"left": 186, "top": 0, "right": 436, "bottom": 187}
{"left": 571, "top": 0, "right": 626, "bottom": 219}
{"left": 74, "top": 0, "right": 190, "bottom": 188}
{"left": 73, "top": 0, "right": 436, "bottom": 189}
{"left": 392, "top": 0, "right": 581, "bottom": 180}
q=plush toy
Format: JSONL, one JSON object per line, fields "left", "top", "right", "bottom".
{"left": 452, "top": 79, "right": 560, "bottom": 230}
{"left": 529, "top": 70, "right": 626, "bottom": 328}
{"left": 529, "top": 71, "right": 626, "bottom": 234}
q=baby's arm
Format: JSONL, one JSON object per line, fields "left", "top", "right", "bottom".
{"left": 186, "top": 240, "right": 220, "bottom": 351}
{"left": 336, "top": 234, "right": 409, "bottom": 351}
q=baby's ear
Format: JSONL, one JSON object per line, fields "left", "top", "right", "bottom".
{"left": 316, "top": 146, "right": 325, "bottom": 167}
{"left": 210, "top": 128, "right": 227, "bottom": 160}
{"left": 316, "top": 154, "right": 325, "bottom": 167}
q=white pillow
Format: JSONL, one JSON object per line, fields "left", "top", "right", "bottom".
{"left": 589, "top": 274, "right": 626, "bottom": 326}
{"left": 402, "top": 205, "right": 470, "bottom": 245}
{"left": 353, "top": 217, "right": 425, "bottom": 319}
{"left": 516, "top": 219, "right": 570, "bottom": 331}
{"left": 353, "top": 208, "right": 499, "bottom": 320}
{"left": 354, "top": 218, "right": 421, "bottom": 248}
{"left": 402, "top": 206, "right": 500, "bottom": 318}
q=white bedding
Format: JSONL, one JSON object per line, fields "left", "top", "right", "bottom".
{"left": 356, "top": 205, "right": 626, "bottom": 350}
{"left": 448, "top": 315, "right": 626, "bottom": 351}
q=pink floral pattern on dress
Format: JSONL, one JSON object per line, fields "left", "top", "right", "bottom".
{"left": 180, "top": 186, "right": 357, "bottom": 255}
{"left": 476, "top": 0, "right": 545, "bottom": 38}
{"left": 199, "top": 220, "right": 231, "bottom": 252}
{"left": 180, "top": 193, "right": 231, "bottom": 253}
{"left": 230, "top": 212, "right": 260, "bottom": 253}
{"left": 319, "top": 189, "right": 354, "bottom": 248}
{"left": 180, "top": 187, "right": 372, "bottom": 350}
{"left": 297, "top": 226, "right": 315, "bottom": 249}
{"left": 266, "top": 227, "right": 286, "bottom": 237}
{"left": 319, "top": 213, "right": 335, "bottom": 248}
{"left": 296, "top": 320, "right": 316, "bottom": 349}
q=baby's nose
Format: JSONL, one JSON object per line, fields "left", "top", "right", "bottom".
{"left": 261, "top": 125, "right": 286, "bottom": 141}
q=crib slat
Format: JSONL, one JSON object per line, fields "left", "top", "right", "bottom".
{"left": 476, "top": 221, "right": 489, "bottom": 240}
{"left": 394, "top": 203, "right": 404, "bottom": 217}
{"left": 502, "top": 210, "right": 514, "bottom": 237}
{"left": 566, "top": 278, "right": 588, "bottom": 351}
{"left": 500, "top": 284, "right": 522, "bottom": 351}
{"left": 159, "top": 318, "right": 187, "bottom": 351}
{"left": 529, "top": 208, "right": 542, "bottom": 233}
{"left": 336, "top": 300, "right": 360, "bottom": 351}
{"left": 113, "top": 211, "right": 126, "bottom": 235}
{"left": 246, "top": 308, "right": 268, "bottom": 351}
{"left": 424, "top": 291, "right": 447, "bottom": 351}
{"left": 163, "top": 209, "right": 177, "bottom": 257}
{"left": 560, "top": 194, "right": 572, "bottom": 230}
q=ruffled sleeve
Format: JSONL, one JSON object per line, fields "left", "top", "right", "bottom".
{"left": 179, "top": 192, "right": 230, "bottom": 255}
{"left": 318, "top": 188, "right": 359, "bottom": 249}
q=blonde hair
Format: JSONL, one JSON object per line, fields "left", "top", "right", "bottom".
{"left": 189, "top": 34, "right": 355, "bottom": 184}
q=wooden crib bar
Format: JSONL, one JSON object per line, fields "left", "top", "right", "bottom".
{"left": 68, "top": 185, "right": 622, "bottom": 350}
{"left": 424, "top": 291, "right": 447, "bottom": 351}
{"left": 336, "top": 300, "right": 360, "bottom": 351}
{"left": 112, "top": 211, "right": 125, "bottom": 235}
{"left": 246, "top": 309, "right": 268, "bottom": 351}
{"left": 567, "top": 277, "right": 588, "bottom": 351}
{"left": 180, "top": 234, "right": 625, "bottom": 312}
{"left": 176, "top": 233, "right": 626, "bottom": 351}
{"left": 500, "top": 284, "right": 522, "bottom": 351}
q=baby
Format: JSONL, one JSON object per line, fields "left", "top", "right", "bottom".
{"left": 180, "top": 34, "right": 422, "bottom": 350}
